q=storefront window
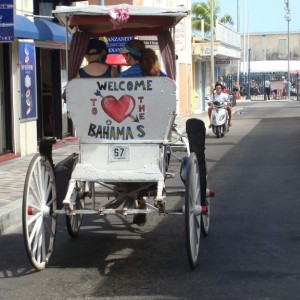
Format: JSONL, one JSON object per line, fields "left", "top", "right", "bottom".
{"left": 34, "top": 1, "right": 72, "bottom": 17}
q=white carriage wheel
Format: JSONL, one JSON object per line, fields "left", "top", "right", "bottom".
{"left": 66, "top": 181, "right": 86, "bottom": 237}
{"left": 185, "top": 152, "right": 201, "bottom": 269}
{"left": 201, "top": 176, "right": 210, "bottom": 236}
{"left": 22, "top": 153, "right": 57, "bottom": 270}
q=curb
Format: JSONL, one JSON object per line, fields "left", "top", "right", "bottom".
{"left": 0, "top": 140, "right": 80, "bottom": 236}
{"left": 0, "top": 200, "right": 22, "bottom": 235}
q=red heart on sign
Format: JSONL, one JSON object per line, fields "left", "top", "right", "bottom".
{"left": 101, "top": 95, "right": 135, "bottom": 123}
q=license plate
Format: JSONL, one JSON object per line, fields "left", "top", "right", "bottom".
{"left": 109, "top": 145, "right": 130, "bottom": 161}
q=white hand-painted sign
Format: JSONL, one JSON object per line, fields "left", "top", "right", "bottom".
{"left": 66, "top": 77, "right": 176, "bottom": 144}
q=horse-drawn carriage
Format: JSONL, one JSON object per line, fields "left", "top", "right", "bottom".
{"left": 22, "top": 4, "right": 214, "bottom": 271}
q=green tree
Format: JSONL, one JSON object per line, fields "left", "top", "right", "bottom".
{"left": 192, "top": 0, "right": 234, "bottom": 33}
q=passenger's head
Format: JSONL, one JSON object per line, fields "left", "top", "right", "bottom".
{"left": 85, "top": 38, "right": 108, "bottom": 63}
{"left": 140, "top": 48, "right": 161, "bottom": 76}
{"left": 120, "top": 39, "right": 146, "bottom": 64}
{"left": 215, "top": 82, "right": 223, "bottom": 93}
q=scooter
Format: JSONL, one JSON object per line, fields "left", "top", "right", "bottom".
{"left": 209, "top": 101, "right": 229, "bottom": 138}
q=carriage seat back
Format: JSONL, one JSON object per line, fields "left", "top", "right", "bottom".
{"left": 66, "top": 77, "right": 176, "bottom": 171}
{"left": 66, "top": 77, "right": 176, "bottom": 143}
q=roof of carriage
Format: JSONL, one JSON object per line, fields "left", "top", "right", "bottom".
{"left": 53, "top": 4, "right": 189, "bottom": 36}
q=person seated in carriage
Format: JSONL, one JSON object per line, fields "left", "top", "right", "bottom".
{"left": 118, "top": 39, "right": 167, "bottom": 77}
{"left": 78, "top": 38, "right": 118, "bottom": 78}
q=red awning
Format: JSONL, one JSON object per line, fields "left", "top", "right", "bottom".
{"left": 106, "top": 54, "right": 127, "bottom": 66}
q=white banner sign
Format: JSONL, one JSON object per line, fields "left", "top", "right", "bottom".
{"left": 66, "top": 77, "right": 176, "bottom": 143}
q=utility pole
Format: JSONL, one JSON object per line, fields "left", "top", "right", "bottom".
{"left": 243, "top": 0, "right": 247, "bottom": 84}
{"left": 246, "top": 48, "right": 251, "bottom": 100}
{"left": 284, "top": 0, "right": 291, "bottom": 99}
{"left": 237, "top": 0, "right": 240, "bottom": 85}
{"left": 210, "top": 0, "right": 215, "bottom": 93}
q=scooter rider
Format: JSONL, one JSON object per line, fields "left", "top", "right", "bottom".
{"left": 208, "top": 82, "right": 232, "bottom": 128}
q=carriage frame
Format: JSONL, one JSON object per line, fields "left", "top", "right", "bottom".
{"left": 22, "top": 3, "right": 214, "bottom": 271}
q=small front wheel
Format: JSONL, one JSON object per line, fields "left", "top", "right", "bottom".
{"left": 185, "top": 152, "right": 201, "bottom": 269}
{"left": 216, "top": 127, "right": 221, "bottom": 138}
{"left": 201, "top": 176, "right": 210, "bottom": 236}
{"left": 22, "top": 154, "right": 57, "bottom": 270}
{"left": 66, "top": 181, "right": 86, "bottom": 237}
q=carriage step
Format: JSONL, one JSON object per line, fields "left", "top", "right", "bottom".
{"left": 166, "top": 208, "right": 183, "bottom": 215}
{"left": 165, "top": 188, "right": 215, "bottom": 198}
{"left": 165, "top": 172, "right": 175, "bottom": 179}
{"left": 169, "top": 145, "right": 187, "bottom": 152}
{"left": 165, "top": 188, "right": 185, "bottom": 196}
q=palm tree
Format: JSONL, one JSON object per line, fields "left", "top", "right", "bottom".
{"left": 192, "top": 0, "right": 234, "bottom": 33}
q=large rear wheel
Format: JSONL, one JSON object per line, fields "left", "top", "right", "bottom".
{"left": 22, "top": 154, "right": 57, "bottom": 270}
{"left": 185, "top": 152, "right": 201, "bottom": 269}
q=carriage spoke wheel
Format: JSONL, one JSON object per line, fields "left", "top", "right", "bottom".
{"left": 22, "top": 154, "right": 57, "bottom": 271}
{"left": 66, "top": 181, "right": 86, "bottom": 237}
{"left": 185, "top": 153, "right": 201, "bottom": 269}
{"left": 201, "top": 176, "right": 210, "bottom": 236}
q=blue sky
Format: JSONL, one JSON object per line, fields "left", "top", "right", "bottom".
{"left": 192, "top": 0, "right": 300, "bottom": 33}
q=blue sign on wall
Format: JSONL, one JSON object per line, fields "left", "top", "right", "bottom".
{"left": 0, "top": 1, "right": 14, "bottom": 42}
{"left": 106, "top": 36, "right": 134, "bottom": 54}
{"left": 19, "top": 42, "right": 37, "bottom": 121}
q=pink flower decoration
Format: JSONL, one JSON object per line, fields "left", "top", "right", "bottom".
{"left": 109, "top": 6, "right": 130, "bottom": 30}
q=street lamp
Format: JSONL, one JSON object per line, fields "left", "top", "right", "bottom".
{"left": 284, "top": 0, "right": 291, "bottom": 99}
{"left": 210, "top": 0, "right": 215, "bottom": 94}
{"left": 237, "top": 0, "right": 240, "bottom": 86}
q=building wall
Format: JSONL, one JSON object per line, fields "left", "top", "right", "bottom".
{"left": 8, "top": 0, "right": 69, "bottom": 157}
{"left": 14, "top": 1, "right": 37, "bottom": 156}
{"left": 241, "top": 32, "right": 300, "bottom": 61}
{"left": 16, "top": 0, "right": 33, "bottom": 14}
{"left": 175, "top": 0, "right": 192, "bottom": 115}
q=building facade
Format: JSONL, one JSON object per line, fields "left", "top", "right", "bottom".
{"left": 0, "top": 0, "right": 72, "bottom": 158}
{"left": 240, "top": 31, "right": 300, "bottom": 62}
{"left": 192, "top": 21, "right": 241, "bottom": 112}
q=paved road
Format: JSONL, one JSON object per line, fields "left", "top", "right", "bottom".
{"left": 0, "top": 100, "right": 300, "bottom": 299}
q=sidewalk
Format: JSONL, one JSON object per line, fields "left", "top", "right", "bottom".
{"left": 0, "top": 112, "right": 211, "bottom": 235}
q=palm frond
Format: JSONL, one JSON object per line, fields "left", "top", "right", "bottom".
{"left": 192, "top": 0, "right": 234, "bottom": 33}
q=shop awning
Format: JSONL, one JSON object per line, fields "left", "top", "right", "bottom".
{"left": 14, "top": 15, "right": 39, "bottom": 39}
{"left": 34, "top": 18, "right": 70, "bottom": 43}
{"left": 105, "top": 54, "right": 127, "bottom": 65}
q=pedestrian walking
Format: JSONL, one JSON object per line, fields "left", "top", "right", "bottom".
{"left": 265, "top": 79, "right": 271, "bottom": 100}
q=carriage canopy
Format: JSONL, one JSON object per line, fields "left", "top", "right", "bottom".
{"left": 53, "top": 4, "right": 190, "bottom": 80}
